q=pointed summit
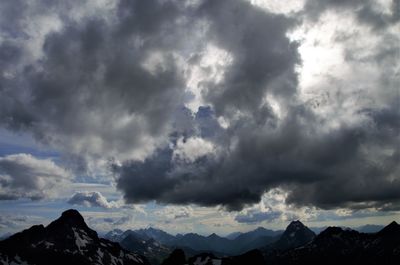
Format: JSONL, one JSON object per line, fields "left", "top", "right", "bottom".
{"left": 0, "top": 209, "right": 149, "bottom": 265}
{"left": 46, "top": 209, "right": 94, "bottom": 237}
{"left": 378, "top": 221, "right": 400, "bottom": 237}
{"left": 287, "top": 220, "right": 306, "bottom": 230}
{"left": 208, "top": 233, "right": 219, "bottom": 238}
{"left": 272, "top": 220, "right": 315, "bottom": 250}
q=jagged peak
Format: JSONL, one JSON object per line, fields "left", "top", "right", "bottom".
{"left": 208, "top": 233, "right": 219, "bottom": 238}
{"left": 288, "top": 220, "right": 304, "bottom": 226}
{"left": 285, "top": 220, "right": 307, "bottom": 232}
{"left": 378, "top": 220, "right": 400, "bottom": 236}
{"left": 46, "top": 209, "right": 94, "bottom": 236}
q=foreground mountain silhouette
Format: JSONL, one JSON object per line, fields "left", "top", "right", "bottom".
{"left": 270, "top": 220, "right": 316, "bottom": 250}
{"left": 161, "top": 248, "right": 265, "bottom": 265}
{"left": 1, "top": 210, "right": 399, "bottom": 265}
{"left": 0, "top": 209, "right": 150, "bottom": 265}
{"left": 263, "top": 221, "right": 400, "bottom": 265}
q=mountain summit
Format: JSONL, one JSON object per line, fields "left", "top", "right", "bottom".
{"left": 272, "top": 220, "right": 316, "bottom": 250}
{"left": 264, "top": 221, "right": 400, "bottom": 265}
{"left": 0, "top": 209, "right": 150, "bottom": 265}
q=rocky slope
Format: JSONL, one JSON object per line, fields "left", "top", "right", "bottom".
{"left": 0, "top": 209, "right": 150, "bottom": 265}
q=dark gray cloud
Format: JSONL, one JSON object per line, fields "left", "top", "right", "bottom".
{"left": 113, "top": 0, "right": 399, "bottom": 211}
{"left": 115, "top": 105, "right": 400, "bottom": 211}
{"left": 0, "top": 0, "right": 399, "bottom": 213}
{"left": 0, "top": 0, "right": 189, "bottom": 161}
{"left": 198, "top": 0, "right": 300, "bottom": 116}
{"left": 0, "top": 153, "right": 71, "bottom": 200}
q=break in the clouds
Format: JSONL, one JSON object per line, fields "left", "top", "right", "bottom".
{"left": 0, "top": 153, "right": 71, "bottom": 200}
{"left": 0, "top": 0, "right": 399, "bottom": 214}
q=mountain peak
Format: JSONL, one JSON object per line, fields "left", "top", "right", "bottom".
{"left": 47, "top": 209, "right": 88, "bottom": 230}
{"left": 317, "top": 226, "right": 344, "bottom": 239}
{"left": 272, "top": 220, "right": 315, "bottom": 250}
{"left": 378, "top": 220, "right": 400, "bottom": 236}
{"left": 208, "top": 233, "right": 218, "bottom": 238}
{"left": 61, "top": 209, "right": 84, "bottom": 220}
{"left": 46, "top": 208, "right": 99, "bottom": 241}
{"left": 0, "top": 210, "right": 149, "bottom": 265}
{"left": 287, "top": 220, "right": 305, "bottom": 229}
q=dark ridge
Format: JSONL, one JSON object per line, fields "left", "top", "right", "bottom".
{"left": 161, "top": 249, "right": 186, "bottom": 265}
{"left": 318, "top": 226, "right": 344, "bottom": 237}
{"left": 378, "top": 221, "right": 400, "bottom": 236}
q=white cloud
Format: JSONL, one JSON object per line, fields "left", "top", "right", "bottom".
{"left": 155, "top": 206, "right": 193, "bottom": 219}
{"left": 0, "top": 153, "right": 72, "bottom": 200}
{"left": 173, "top": 137, "right": 215, "bottom": 162}
{"left": 67, "top": 191, "right": 122, "bottom": 209}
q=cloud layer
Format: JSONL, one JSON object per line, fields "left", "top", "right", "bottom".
{"left": 0, "top": 153, "right": 71, "bottom": 200}
{"left": 0, "top": 0, "right": 399, "bottom": 212}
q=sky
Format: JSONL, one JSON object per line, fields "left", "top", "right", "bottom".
{"left": 0, "top": 0, "right": 399, "bottom": 237}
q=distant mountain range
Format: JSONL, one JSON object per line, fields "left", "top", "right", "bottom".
{"left": 1, "top": 209, "right": 399, "bottom": 265}
{"left": 104, "top": 225, "right": 283, "bottom": 257}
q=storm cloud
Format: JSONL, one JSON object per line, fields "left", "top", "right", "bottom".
{"left": 0, "top": 0, "right": 399, "bottom": 212}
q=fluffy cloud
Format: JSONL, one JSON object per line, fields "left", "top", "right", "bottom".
{"left": 67, "top": 191, "right": 122, "bottom": 209}
{"left": 173, "top": 137, "right": 215, "bottom": 162}
{"left": 0, "top": 0, "right": 399, "bottom": 213}
{"left": 0, "top": 153, "right": 71, "bottom": 200}
{"left": 0, "top": 0, "right": 188, "bottom": 162}
{"left": 113, "top": 0, "right": 399, "bottom": 211}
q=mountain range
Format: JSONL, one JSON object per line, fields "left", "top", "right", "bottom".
{"left": 263, "top": 221, "right": 400, "bottom": 265}
{"left": 1, "top": 209, "right": 399, "bottom": 265}
{"left": 105, "top": 225, "right": 283, "bottom": 256}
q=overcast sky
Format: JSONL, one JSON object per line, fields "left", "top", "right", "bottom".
{"left": 0, "top": 0, "right": 399, "bottom": 236}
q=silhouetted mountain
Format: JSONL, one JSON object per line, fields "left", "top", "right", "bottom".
{"left": 226, "top": 232, "right": 242, "bottom": 240}
{"left": 264, "top": 221, "right": 400, "bottom": 265}
{"left": 161, "top": 249, "right": 186, "bottom": 265}
{"left": 134, "top": 228, "right": 176, "bottom": 245}
{"left": 231, "top": 227, "right": 282, "bottom": 253}
{"left": 0, "top": 209, "right": 150, "bottom": 265}
{"left": 236, "top": 227, "right": 282, "bottom": 240}
{"left": 223, "top": 249, "right": 265, "bottom": 265}
{"left": 106, "top": 226, "right": 283, "bottom": 257}
{"left": 173, "top": 232, "right": 233, "bottom": 254}
{"left": 104, "top": 228, "right": 124, "bottom": 242}
{"left": 164, "top": 249, "right": 265, "bottom": 265}
{"left": 120, "top": 233, "right": 171, "bottom": 265}
{"left": 271, "top": 220, "right": 315, "bottom": 250}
